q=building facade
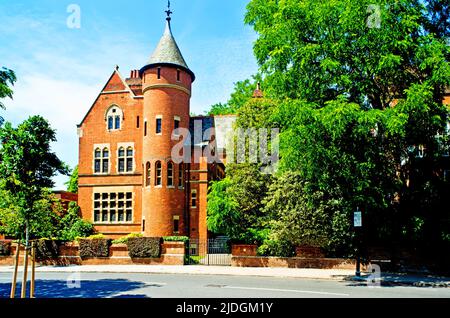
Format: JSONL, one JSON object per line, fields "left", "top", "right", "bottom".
{"left": 77, "top": 12, "right": 234, "bottom": 240}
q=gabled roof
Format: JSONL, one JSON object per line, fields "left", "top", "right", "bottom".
{"left": 77, "top": 67, "right": 136, "bottom": 127}
{"left": 140, "top": 20, "right": 195, "bottom": 81}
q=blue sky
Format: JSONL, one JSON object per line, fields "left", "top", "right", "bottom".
{"left": 0, "top": 0, "right": 258, "bottom": 189}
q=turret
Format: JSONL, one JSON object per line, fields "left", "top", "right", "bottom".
{"left": 140, "top": 6, "right": 194, "bottom": 236}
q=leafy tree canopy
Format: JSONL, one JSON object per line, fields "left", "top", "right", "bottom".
{"left": 0, "top": 67, "right": 16, "bottom": 125}
{"left": 245, "top": 0, "right": 450, "bottom": 107}
{"left": 65, "top": 165, "right": 78, "bottom": 193}
{"left": 0, "top": 116, "right": 70, "bottom": 243}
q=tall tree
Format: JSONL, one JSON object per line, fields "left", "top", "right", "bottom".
{"left": 65, "top": 165, "right": 78, "bottom": 193}
{"left": 0, "top": 116, "right": 69, "bottom": 248}
{"left": 245, "top": 0, "right": 450, "bottom": 107}
{"left": 0, "top": 67, "right": 16, "bottom": 125}
{"left": 207, "top": 96, "right": 276, "bottom": 243}
{"left": 245, "top": 0, "right": 450, "bottom": 258}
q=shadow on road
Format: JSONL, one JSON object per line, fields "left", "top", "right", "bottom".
{"left": 339, "top": 272, "right": 450, "bottom": 288}
{"left": 0, "top": 279, "right": 153, "bottom": 298}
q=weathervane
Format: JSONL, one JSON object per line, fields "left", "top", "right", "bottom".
{"left": 165, "top": 0, "right": 173, "bottom": 22}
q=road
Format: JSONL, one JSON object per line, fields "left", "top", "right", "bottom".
{"left": 0, "top": 272, "right": 449, "bottom": 298}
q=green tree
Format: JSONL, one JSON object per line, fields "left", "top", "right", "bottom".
{"left": 65, "top": 165, "right": 78, "bottom": 193}
{"left": 243, "top": 0, "right": 450, "bottom": 259}
{"left": 263, "top": 172, "right": 344, "bottom": 250}
{"left": 0, "top": 67, "right": 16, "bottom": 125}
{"left": 207, "top": 164, "right": 272, "bottom": 243}
{"left": 245, "top": 0, "right": 450, "bottom": 106}
{"left": 206, "top": 74, "right": 265, "bottom": 115}
{"left": 206, "top": 178, "right": 240, "bottom": 239}
{"left": 207, "top": 95, "right": 277, "bottom": 243}
{"left": 58, "top": 202, "right": 93, "bottom": 241}
{"left": 0, "top": 116, "right": 69, "bottom": 249}
{"left": 0, "top": 190, "right": 94, "bottom": 241}
{"left": 0, "top": 189, "right": 63, "bottom": 239}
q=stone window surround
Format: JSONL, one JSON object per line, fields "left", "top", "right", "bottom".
{"left": 105, "top": 105, "right": 123, "bottom": 132}
{"left": 93, "top": 143, "right": 110, "bottom": 175}
{"left": 116, "top": 142, "right": 135, "bottom": 174}
{"left": 92, "top": 186, "right": 135, "bottom": 224}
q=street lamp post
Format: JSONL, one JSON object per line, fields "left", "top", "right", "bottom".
{"left": 353, "top": 209, "right": 362, "bottom": 277}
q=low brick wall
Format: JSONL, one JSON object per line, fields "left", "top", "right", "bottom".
{"left": 232, "top": 256, "right": 365, "bottom": 270}
{"left": 0, "top": 241, "right": 185, "bottom": 266}
{"left": 231, "top": 244, "right": 258, "bottom": 256}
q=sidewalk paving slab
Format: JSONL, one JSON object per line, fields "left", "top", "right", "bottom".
{"left": 0, "top": 265, "right": 448, "bottom": 287}
{"left": 0, "top": 265, "right": 356, "bottom": 280}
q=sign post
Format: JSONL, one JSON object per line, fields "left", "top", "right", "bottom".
{"left": 353, "top": 209, "right": 362, "bottom": 277}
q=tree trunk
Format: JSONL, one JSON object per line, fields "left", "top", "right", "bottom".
{"left": 20, "top": 220, "right": 29, "bottom": 298}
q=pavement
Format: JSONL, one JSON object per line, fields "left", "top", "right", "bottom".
{"left": 0, "top": 265, "right": 449, "bottom": 287}
{"left": 3, "top": 271, "right": 450, "bottom": 298}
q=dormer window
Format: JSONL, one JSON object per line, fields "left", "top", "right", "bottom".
{"left": 106, "top": 106, "right": 123, "bottom": 131}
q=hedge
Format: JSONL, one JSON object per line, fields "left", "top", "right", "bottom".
{"left": 127, "top": 237, "right": 162, "bottom": 258}
{"left": 0, "top": 241, "right": 11, "bottom": 256}
{"left": 163, "top": 236, "right": 189, "bottom": 243}
{"left": 79, "top": 238, "right": 111, "bottom": 258}
{"left": 35, "top": 239, "right": 60, "bottom": 260}
{"left": 257, "top": 239, "right": 296, "bottom": 257}
{"left": 112, "top": 233, "right": 143, "bottom": 244}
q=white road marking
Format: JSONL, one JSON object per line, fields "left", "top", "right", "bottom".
{"left": 223, "top": 286, "right": 350, "bottom": 296}
{"left": 144, "top": 282, "right": 167, "bottom": 286}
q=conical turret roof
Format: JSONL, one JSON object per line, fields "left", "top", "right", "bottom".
{"left": 140, "top": 20, "right": 195, "bottom": 81}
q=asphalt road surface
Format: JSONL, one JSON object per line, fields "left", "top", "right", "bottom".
{"left": 0, "top": 272, "right": 449, "bottom": 298}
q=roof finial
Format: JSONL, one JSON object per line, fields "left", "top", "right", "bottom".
{"left": 165, "top": 0, "right": 173, "bottom": 22}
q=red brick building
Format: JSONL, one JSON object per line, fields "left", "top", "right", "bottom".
{"left": 77, "top": 12, "right": 235, "bottom": 240}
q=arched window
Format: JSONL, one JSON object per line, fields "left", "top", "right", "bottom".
{"left": 108, "top": 117, "right": 113, "bottom": 130}
{"left": 145, "top": 162, "right": 151, "bottom": 187}
{"left": 178, "top": 163, "right": 184, "bottom": 188}
{"left": 118, "top": 146, "right": 134, "bottom": 173}
{"left": 106, "top": 106, "right": 123, "bottom": 131}
{"left": 155, "top": 161, "right": 162, "bottom": 186}
{"left": 102, "top": 148, "right": 109, "bottom": 173}
{"left": 167, "top": 162, "right": 174, "bottom": 187}
{"left": 94, "top": 148, "right": 101, "bottom": 173}
{"left": 126, "top": 147, "right": 133, "bottom": 172}
{"left": 118, "top": 147, "right": 125, "bottom": 172}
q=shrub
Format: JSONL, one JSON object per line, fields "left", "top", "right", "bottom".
{"left": 60, "top": 219, "right": 94, "bottom": 241}
{"left": 75, "top": 233, "right": 105, "bottom": 242}
{"left": 163, "top": 236, "right": 189, "bottom": 243}
{"left": 112, "top": 233, "right": 143, "bottom": 244}
{"left": 79, "top": 238, "right": 111, "bottom": 258}
{"left": 0, "top": 241, "right": 11, "bottom": 256}
{"left": 58, "top": 202, "right": 94, "bottom": 241}
{"left": 86, "top": 234, "right": 106, "bottom": 240}
{"left": 127, "top": 237, "right": 162, "bottom": 258}
{"left": 257, "top": 239, "right": 295, "bottom": 257}
{"left": 35, "top": 239, "right": 60, "bottom": 260}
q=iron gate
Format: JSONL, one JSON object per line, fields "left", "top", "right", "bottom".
{"left": 186, "top": 237, "right": 231, "bottom": 266}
